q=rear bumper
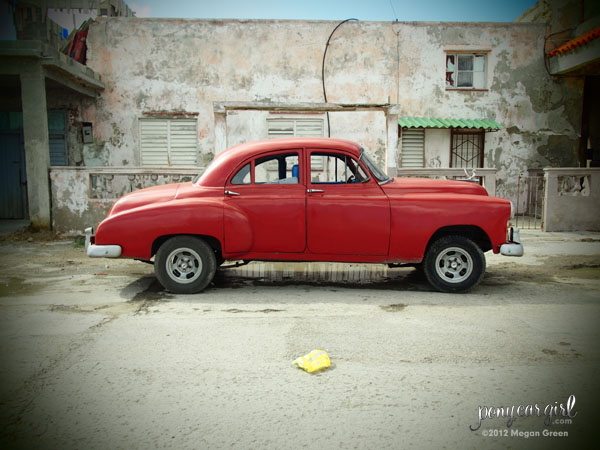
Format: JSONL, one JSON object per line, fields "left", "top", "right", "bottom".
{"left": 500, "top": 227, "right": 524, "bottom": 257}
{"left": 84, "top": 227, "right": 122, "bottom": 258}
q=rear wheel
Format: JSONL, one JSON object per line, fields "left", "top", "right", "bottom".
{"left": 423, "top": 235, "right": 485, "bottom": 293}
{"left": 155, "top": 236, "right": 216, "bottom": 294}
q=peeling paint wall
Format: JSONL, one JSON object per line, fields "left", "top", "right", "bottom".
{"left": 0, "top": 86, "right": 89, "bottom": 167}
{"left": 396, "top": 21, "right": 583, "bottom": 200}
{"left": 50, "top": 168, "right": 200, "bottom": 233}
{"left": 424, "top": 129, "right": 450, "bottom": 167}
{"left": 80, "top": 18, "right": 583, "bottom": 205}
{"left": 46, "top": 89, "right": 92, "bottom": 166}
{"left": 84, "top": 18, "right": 397, "bottom": 168}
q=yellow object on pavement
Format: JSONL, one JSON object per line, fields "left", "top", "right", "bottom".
{"left": 293, "top": 349, "right": 331, "bottom": 373}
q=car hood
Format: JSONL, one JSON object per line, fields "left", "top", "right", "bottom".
{"left": 381, "top": 177, "right": 488, "bottom": 196}
{"left": 108, "top": 182, "right": 186, "bottom": 216}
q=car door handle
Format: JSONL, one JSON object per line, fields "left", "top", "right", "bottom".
{"left": 307, "top": 189, "right": 324, "bottom": 194}
{"left": 225, "top": 190, "right": 241, "bottom": 196}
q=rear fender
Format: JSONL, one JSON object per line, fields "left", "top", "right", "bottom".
{"left": 223, "top": 202, "right": 253, "bottom": 253}
{"left": 95, "top": 199, "right": 225, "bottom": 259}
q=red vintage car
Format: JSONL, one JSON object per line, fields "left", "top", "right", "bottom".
{"left": 85, "top": 138, "right": 523, "bottom": 293}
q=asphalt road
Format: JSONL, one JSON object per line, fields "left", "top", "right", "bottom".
{"left": 0, "top": 230, "right": 599, "bottom": 449}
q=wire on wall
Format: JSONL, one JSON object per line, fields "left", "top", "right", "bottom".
{"left": 321, "top": 18, "right": 358, "bottom": 137}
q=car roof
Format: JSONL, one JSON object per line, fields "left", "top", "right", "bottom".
{"left": 198, "top": 138, "right": 363, "bottom": 187}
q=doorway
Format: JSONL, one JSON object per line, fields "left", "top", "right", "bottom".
{"left": 0, "top": 132, "right": 27, "bottom": 219}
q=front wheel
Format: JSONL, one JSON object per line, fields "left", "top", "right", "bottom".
{"left": 155, "top": 236, "right": 217, "bottom": 294}
{"left": 423, "top": 235, "right": 485, "bottom": 293}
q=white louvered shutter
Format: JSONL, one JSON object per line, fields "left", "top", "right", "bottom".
{"left": 140, "top": 119, "right": 197, "bottom": 166}
{"left": 169, "top": 119, "right": 197, "bottom": 166}
{"left": 267, "top": 118, "right": 323, "bottom": 138}
{"left": 295, "top": 119, "right": 323, "bottom": 137}
{"left": 140, "top": 119, "right": 169, "bottom": 166}
{"left": 267, "top": 119, "right": 295, "bottom": 138}
{"left": 401, "top": 128, "right": 424, "bottom": 168}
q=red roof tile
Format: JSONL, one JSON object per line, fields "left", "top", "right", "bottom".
{"left": 547, "top": 26, "right": 600, "bottom": 56}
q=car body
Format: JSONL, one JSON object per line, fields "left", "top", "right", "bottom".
{"left": 85, "top": 137, "right": 523, "bottom": 293}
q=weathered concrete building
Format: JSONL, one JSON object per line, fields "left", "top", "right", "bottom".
{"left": 1, "top": 0, "right": 599, "bottom": 233}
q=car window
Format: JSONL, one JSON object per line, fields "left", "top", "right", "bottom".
{"left": 310, "top": 153, "right": 369, "bottom": 184}
{"left": 231, "top": 163, "right": 251, "bottom": 185}
{"left": 255, "top": 153, "right": 299, "bottom": 184}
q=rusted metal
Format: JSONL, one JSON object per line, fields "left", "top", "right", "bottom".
{"left": 515, "top": 172, "right": 545, "bottom": 229}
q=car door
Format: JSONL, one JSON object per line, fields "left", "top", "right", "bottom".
{"left": 223, "top": 149, "right": 306, "bottom": 254}
{"left": 306, "top": 149, "right": 390, "bottom": 256}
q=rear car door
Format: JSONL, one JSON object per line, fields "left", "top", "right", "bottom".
{"left": 223, "top": 149, "right": 306, "bottom": 254}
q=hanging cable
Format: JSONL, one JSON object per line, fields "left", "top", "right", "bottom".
{"left": 389, "top": 0, "right": 398, "bottom": 22}
{"left": 322, "top": 18, "right": 358, "bottom": 137}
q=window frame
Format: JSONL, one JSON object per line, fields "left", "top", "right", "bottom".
{"left": 308, "top": 150, "right": 370, "bottom": 185}
{"left": 445, "top": 52, "right": 488, "bottom": 91}
{"left": 227, "top": 150, "right": 303, "bottom": 187}
{"left": 450, "top": 128, "right": 485, "bottom": 169}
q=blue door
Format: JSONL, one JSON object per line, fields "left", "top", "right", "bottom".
{"left": 0, "top": 133, "right": 27, "bottom": 219}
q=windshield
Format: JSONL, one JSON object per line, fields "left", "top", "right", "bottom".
{"left": 361, "top": 149, "right": 392, "bottom": 184}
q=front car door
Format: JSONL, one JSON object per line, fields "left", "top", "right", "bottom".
{"left": 306, "top": 149, "right": 391, "bottom": 256}
{"left": 223, "top": 149, "right": 306, "bottom": 254}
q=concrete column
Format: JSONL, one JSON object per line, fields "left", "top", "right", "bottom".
{"left": 214, "top": 112, "right": 227, "bottom": 154}
{"left": 20, "top": 64, "right": 51, "bottom": 230}
{"left": 386, "top": 113, "right": 399, "bottom": 177}
{"left": 483, "top": 173, "right": 496, "bottom": 196}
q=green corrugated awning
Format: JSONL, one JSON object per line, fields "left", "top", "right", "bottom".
{"left": 399, "top": 117, "right": 503, "bottom": 131}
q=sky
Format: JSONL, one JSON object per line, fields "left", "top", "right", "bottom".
{"left": 128, "top": 0, "right": 538, "bottom": 22}
{"left": 0, "top": 0, "right": 539, "bottom": 39}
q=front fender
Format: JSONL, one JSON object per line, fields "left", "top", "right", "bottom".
{"left": 389, "top": 194, "right": 511, "bottom": 261}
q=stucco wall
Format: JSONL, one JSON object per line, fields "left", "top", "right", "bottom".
{"left": 82, "top": 18, "right": 583, "bottom": 202}
{"left": 543, "top": 168, "right": 600, "bottom": 231}
{"left": 424, "top": 129, "right": 450, "bottom": 167}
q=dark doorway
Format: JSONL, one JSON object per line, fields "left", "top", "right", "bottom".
{"left": 0, "top": 132, "right": 27, "bottom": 219}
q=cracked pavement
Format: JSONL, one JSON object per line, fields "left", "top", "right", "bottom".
{"left": 0, "top": 230, "right": 599, "bottom": 449}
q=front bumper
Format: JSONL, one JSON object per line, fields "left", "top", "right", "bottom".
{"left": 500, "top": 227, "right": 524, "bottom": 257}
{"left": 84, "top": 227, "right": 122, "bottom": 258}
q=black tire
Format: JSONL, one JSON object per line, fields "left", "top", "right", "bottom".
{"left": 154, "top": 236, "right": 217, "bottom": 294}
{"left": 423, "top": 235, "right": 485, "bottom": 293}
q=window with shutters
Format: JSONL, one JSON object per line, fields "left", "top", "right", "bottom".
{"left": 139, "top": 118, "right": 197, "bottom": 166}
{"left": 400, "top": 128, "right": 424, "bottom": 168}
{"left": 445, "top": 53, "right": 486, "bottom": 89}
{"left": 267, "top": 118, "right": 324, "bottom": 138}
{"left": 48, "top": 110, "right": 67, "bottom": 166}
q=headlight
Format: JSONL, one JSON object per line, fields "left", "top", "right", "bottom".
{"left": 509, "top": 200, "right": 515, "bottom": 219}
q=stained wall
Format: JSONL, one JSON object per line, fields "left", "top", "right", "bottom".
{"left": 79, "top": 17, "right": 583, "bottom": 203}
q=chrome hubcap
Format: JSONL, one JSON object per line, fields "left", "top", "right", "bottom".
{"left": 166, "top": 247, "right": 202, "bottom": 284}
{"left": 435, "top": 247, "right": 473, "bottom": 284}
